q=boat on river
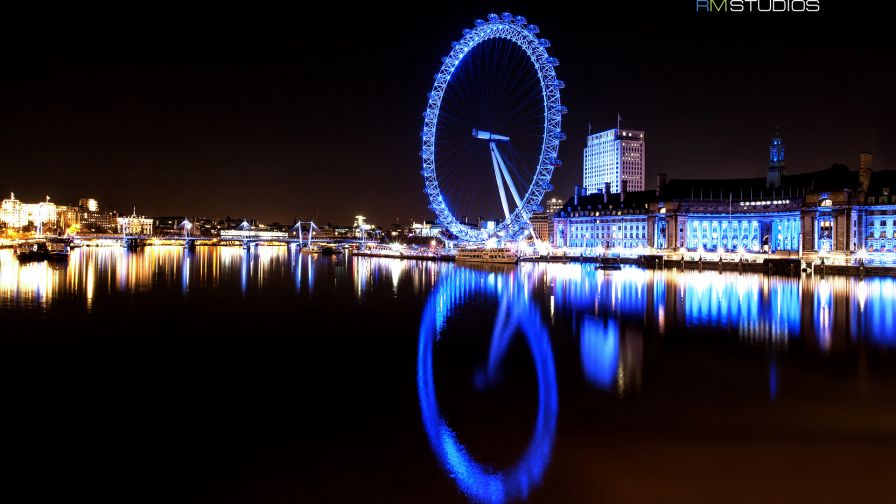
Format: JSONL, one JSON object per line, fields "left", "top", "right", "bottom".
{"left": 47, "top": 237, "right": 72, "bottom": 260}
{"left": 14, "top": 240, "right": 50, "bottom": 261}
{"left": 456, "top": 248, "right": 518, "bottom": 264}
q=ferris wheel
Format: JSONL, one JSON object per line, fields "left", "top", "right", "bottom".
{"left": 420, "top": 13, "right": 566, "bottom": 243}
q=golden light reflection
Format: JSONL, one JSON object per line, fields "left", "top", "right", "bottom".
{"left": 1, "top": 245, "right": 895, "bottom": 362}
{"left": 389, "top": 258, "right": 404, "bottom": 295}
{"left": 0, "top": 250, "right": 59, "bottom": 308}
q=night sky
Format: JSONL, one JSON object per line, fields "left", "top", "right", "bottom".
{"left": 1, "top": 2, "right": 892, "bottom": 225}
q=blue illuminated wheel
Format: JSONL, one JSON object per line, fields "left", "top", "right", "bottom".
{"left": 421, "top": 13, "right": 565, "bottom": 243}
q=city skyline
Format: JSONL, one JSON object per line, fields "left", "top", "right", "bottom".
{"left": 5, "top": 4, "right": 896, "bottom": 502}
{"left": 1, "top": 3, "right": 892, "bottom": 225}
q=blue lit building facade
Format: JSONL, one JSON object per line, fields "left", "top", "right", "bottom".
{"left": 652, "top": 134, "right": 815, "bottom": 255}
{"left": 552, "top": 187, "right": 653, "bottom": 251}
{"left": 554, "top": 135, "right": 896, "bottom": 263}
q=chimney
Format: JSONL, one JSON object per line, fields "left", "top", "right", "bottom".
{"left": 604, "top": 182, "right": 611, "bottom": 203}
{"left": 859, "top": 152, "right": 873, "bottom": 192}
{"left": 621, "top": 180, "right": 628, "bottom": 202}
{"left": 574, "top": 185, "right": 579, "bottom": 206}
{"left": 656, "top": 173, "right": 667, "bottom": 196}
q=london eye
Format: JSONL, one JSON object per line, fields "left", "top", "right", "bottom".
{"left": 420, "top": 13, "right": 566, "bottom": 243}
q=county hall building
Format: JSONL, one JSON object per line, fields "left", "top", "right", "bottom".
{"left": 553, "top": 134, "right": 896, "bottom": 263}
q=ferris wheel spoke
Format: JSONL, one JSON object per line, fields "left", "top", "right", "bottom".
{"left": 490, "top": 143, "right": 512, "bottom": 220}
{"left": 492, "top": 143, "right": 523, "bottom": 208}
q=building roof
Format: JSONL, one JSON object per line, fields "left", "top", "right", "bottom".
{"left": 660, "top": 163, "right": 858, "bottom": 201}
{"left": 557, "top": 190, "right": 657, "bottom": 216}
{"left": 867, "top": 169, "right": 896, "bottom": 196}
{"left": 554, "top": 159, "right": 894, "bottom": 217}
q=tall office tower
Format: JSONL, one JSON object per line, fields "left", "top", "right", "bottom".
{"left": 583, "top": 128, "right": 645, "bottom": 194}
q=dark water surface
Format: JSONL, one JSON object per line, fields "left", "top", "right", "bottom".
{"left": 3, "top": 246, "right": 896, "bottom": 503}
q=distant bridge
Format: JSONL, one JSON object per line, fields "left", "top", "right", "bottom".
{"left": 75, "top": 234, "right": 367, "bottom": 249}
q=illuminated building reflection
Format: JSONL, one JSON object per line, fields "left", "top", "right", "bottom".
{"left": 1, "top": 249, "right": 895, "bottom": 361}
{"left": 417, "top": 265, "right": 558, "bottom": 504}
{"left": 678, "top": 271, "right": 801, "bottom": 347}
{"left": 1, "top": 245, "right": 304, "bottom": 308}
{"left": 814, "top": 278, "right": 833, "bottom": 352}
{"left": 580, "top": 316, "right": 619, "bottom": 391}
{"left": 0, "top": 250, "right": 59, "bottom": 308}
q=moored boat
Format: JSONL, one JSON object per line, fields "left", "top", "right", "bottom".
{"left": 455, "top": 248, "right": 518, "bottom": 264}
{"left": 596, "top": 257, "right": 622, "bottom": 270}
{"left": 47, "top": 237, "right": 72, "bottom": 260}
{"left": 320, "top": 245, "right": 342, "bottom": 256}
{"left": 14, "top": 240, "right": 50, "bottom": 261}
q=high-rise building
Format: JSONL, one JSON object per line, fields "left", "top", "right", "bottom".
{"left": 528, "top": 197, "right": 565, "bottom": 243}
{"left": 78, "top": 198, "right": 99, "bottom": 212}
{"left": 544, "top": 197, "right": 565, "bottom": 214}
{"left": 583, "top": 128, "right": 645, "bottom": 195}
{"left": 529, "top": 212, "right": 554, "bottom": 243}
{"left": 1, "top": 193, "right": 26, "bottom": 229}
{"left": 78, "top": 198, "right": 117, "bottom": 233}
{"left": 22, "top": 199, "right": 57, "bottom": 229}
{"left": 1, "top": 194, "right": 60, "bottom": 231}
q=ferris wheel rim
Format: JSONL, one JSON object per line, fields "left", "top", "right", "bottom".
{"left": 420, "top": 13, "right": 564, "bottom": 243}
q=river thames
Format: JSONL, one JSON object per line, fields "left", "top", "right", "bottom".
{"left": 3, "top": 246, "right": 896, "bottom": 503}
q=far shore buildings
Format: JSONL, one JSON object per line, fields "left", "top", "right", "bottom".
{"left": 117, "top": 211, "right": 154, "bottom": 235}
{"left": 77, "top": 198, "right": 117, "bottom": 233}
{"left": 1, "top": 194, "right": 62, "bottom": 231}
{"left": 554, "top": 134, "right": 896, "bottom": 263}
{"left": 0, "top": 194, "right": 116, "bottom": 234}
{"left": 530, "top": 197, "right": 565, "bottom": 242}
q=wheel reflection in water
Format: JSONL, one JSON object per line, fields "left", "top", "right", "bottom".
{"left": 417, "top": 266, "right": 558, "bottom": 503}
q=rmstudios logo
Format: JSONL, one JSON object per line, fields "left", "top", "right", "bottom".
{"left": 696, "top": 0, "right": 821, "bottom": 12}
